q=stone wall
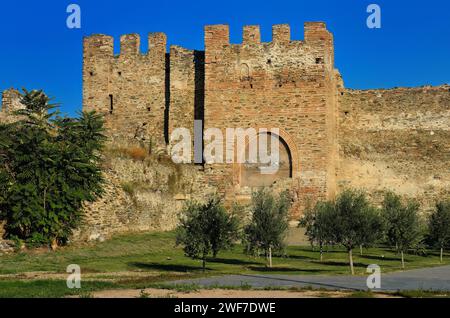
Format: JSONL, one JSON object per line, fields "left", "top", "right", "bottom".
{"left": 0, "top": 88, "right": 22, "bottom": 123}
{"left": 338, "top": 85, "right": 450, "bottom": 212}
{"left": 83, "top": 33, "right": 167, "bottom": 150}
{"left": 73, "top": 143, "right": 217, "bottom": 241}
{"left": 203, "top": 23, "right": 341, "bottom": 218}
{"left": 2, "top": 22, "right": 448, "bottom": 243}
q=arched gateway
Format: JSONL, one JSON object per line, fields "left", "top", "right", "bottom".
{"left": 233, "top": 129, "right": 300, "bottom": 189}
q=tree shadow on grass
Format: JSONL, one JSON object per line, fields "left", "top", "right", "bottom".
{"left": 128, "top": 262, "right": 210, "bottom": 272}
{"left": 206, "top": 258, "right": 261, "bottom": 266}
{"left": 361, "top": 254, "right": 407, "bottom": 262}
{"left": 312, "top": 260, "right": 367, "bottom": 268}
{"left": 284, "top": 254, "right": 316, "bottom": 261}
{"left": 248, "top": 266, "right": 328, "bottom": 273}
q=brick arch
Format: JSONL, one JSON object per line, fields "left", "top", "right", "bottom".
{"left": 232, "top": 128, "right": 300, "bottom": 187}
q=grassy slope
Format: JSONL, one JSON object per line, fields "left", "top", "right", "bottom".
{"left": 0, "top": 231, "right": 449, "bottom": 297}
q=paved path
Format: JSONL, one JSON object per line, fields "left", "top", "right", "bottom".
{"left": 168, "top": 265, "right": 450, "bottom": 291}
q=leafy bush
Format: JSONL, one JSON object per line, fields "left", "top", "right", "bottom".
{"left": 0, "top": 89, "right": 105, "bottom": 248}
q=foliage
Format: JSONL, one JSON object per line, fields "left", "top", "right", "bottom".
{"left": 427, "top": 201, "right": 450, "bottom": 261}
{"left": 299, "top": 201, "right": 335, "bottom": 259}
{"left": 381, "top": 191, "right": 424, "bottom": 268}
{"left": 127, "top": 146, "right": 147, "bottom": 161}
{"left": 175, "top": 197, "right": 240, "bottom": 271}
{"left": 243, "top": 189, "right": 291, "bottom": 266}
{"left": 307, "top": 188, "right": 384, "bottom": 274}
{"left": 332, "top": 189, "right": 380, "bottom": 252}
{"left": 0, "top": 89, "right": 105, "bottom": 247}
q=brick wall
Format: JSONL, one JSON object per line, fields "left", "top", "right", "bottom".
{"left": 203, "top": 23, "right": 341, "bottom": 217}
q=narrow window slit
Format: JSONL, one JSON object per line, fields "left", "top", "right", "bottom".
{"left": 109, "top": 94, "right": 114, "bottom": 114}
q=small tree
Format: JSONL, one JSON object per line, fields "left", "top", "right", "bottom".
{"left": 243, "top": 189, "right": 291, "bottom": 268}
{"left": 332, "top": 189, "right": 380, "bottom": 275}
{"left": 299, "top": 201, "right": 335, "bottom": 261}
{"left": 175, "top": 197, "right": 239, "bottom": 272}
{"left": 428, "top": 201, "right": 450, "bottom": 263}
{"left": 381, "top": 192, "right": 423, "bottom": 269}
{"left": 357, "top": 207, "right": 385, "bottom": 256}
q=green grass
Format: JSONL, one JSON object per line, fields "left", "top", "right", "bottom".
{"left": 0, "top": 231, "right": 449, "bottom": 297}
{"left": 393, "top": 290, "right": 450, "bottom": 298}
{"left": 1, "top": 231, "right": 448, "bottom": 276}
{"left": 0, "top": 279, "right": 118, "bottom": 298}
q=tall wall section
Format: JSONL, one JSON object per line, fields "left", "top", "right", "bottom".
{"left": 203, "top": 23, "right": 341, "bottom": 217}
{"left": 83, "top": 33, "right": 167, "bottom": 150}
{"left": 168, "top": 46, "right": 205, "bottom": 145}
{"left": 338, "top": 85, "right": 450, "bottom": 212}
{"left": 0, "top": 89, "right": 23, "bottom": 123}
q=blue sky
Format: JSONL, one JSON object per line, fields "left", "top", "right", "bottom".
{"left": 0, "top": 0, "right": 449, "bottom": 116}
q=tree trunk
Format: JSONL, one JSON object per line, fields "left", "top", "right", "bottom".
{"left": 349, "top": 249, "right": 355, "bottom": 275}
{"left": 360, "top": 244, "right": 363, "bottom": 256}
{"left": 440, "top": 247, "right": 443, "bottom": 263}
{"left": 202, "top": 253, "right": 206, "bottom": 272}
{"left": 51, "top": 238, "right": 58, "bottom": 251}
{"left": 320, "top": 242, "right": 323, "bottom": 262}
{"left": 268, "top": 247, "right": 272, "bottom": 268}
{"left": 401, "top": 250, "right": 405, "bottom": 269}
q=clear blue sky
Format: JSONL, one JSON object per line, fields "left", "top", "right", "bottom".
{"left": 0, "top": 0, "right": 449, "bottom": 116}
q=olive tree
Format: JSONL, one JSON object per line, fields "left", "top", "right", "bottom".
{"left": 175, "top": 197, "right": 240, "bottom": 271}
{"left": 244, "top": 189, "right": 291, "bottom": 268}
{"left": 299, "top": 201, "right": 335, "bottom": 261}
{"left": 428, "top": 201, "right": 450, "bottom": 263}
{"left": 332, "top": 189, "right": 381, "bottom": 275}
{"left": 381, "top": 192, "right": 423, "bottom": 269}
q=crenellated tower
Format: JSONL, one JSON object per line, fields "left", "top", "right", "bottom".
{"left": 83, "top": 32, "right": 167, "bottom": 150}
{"left": 203, "top": 23, "right": 341, "bottom": 216}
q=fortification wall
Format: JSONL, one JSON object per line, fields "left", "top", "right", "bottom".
{"left": 0, "top": 89, "right": 22, "bottom": 123}
{"left": 83, "top": 33, "right": 167, "bottom": 151}
{"left": 74, "top": 147, "right": 217, "bottom": 241}
{"left": 338, "top": 85, "right": 450, "bottom": 212}
{"left": 203, "top": 23, "right": 341, "bottom": 217}
{"left": 168, "top": 46, "right": 205, "bottom": 141}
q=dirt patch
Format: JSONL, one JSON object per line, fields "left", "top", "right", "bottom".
{"left": 90, "top": 288, "right": 394, "bottom": 298}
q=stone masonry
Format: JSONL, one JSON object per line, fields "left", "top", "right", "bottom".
{"left": 1, "top": 22, "right": 449, "bottom": 240}
{"left": 82, "top": 22, "right": 343, "bottom": 219}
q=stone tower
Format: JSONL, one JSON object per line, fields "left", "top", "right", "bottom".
{"left": 82, "top": 22, "right": 342, "bottom": 217}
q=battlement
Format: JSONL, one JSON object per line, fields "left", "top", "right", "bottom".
{"left": 0, "top": 88, "right": 21, "bottom": 114}
{"left": 205, "top": 22, "right": 332, "bottom": 48}
{"left": 83, "top": 32, "right": 167, "bottom": 58}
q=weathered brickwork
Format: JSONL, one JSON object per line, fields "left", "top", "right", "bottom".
{"left": 338, "top": 85, "right": 450, "bottom": 212}
{"left": 83, "top": 33, "right": 167, "bottom": 150}
{"left": 2, "top": 22, "right": 448, "bottom": 242}
{"left": 0, "top": 88, "right": 23, "bottom": 123}
{"left": 202, "top": 23, "right": 340, "bottom": 218}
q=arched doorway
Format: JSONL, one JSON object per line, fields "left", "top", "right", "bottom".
{"left": 239, "top": 132, "right": 293, "bottom": 188}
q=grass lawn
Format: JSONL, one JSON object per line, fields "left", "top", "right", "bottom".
{"left": 0, "top": 231, "right": 449, "bottom": 297}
